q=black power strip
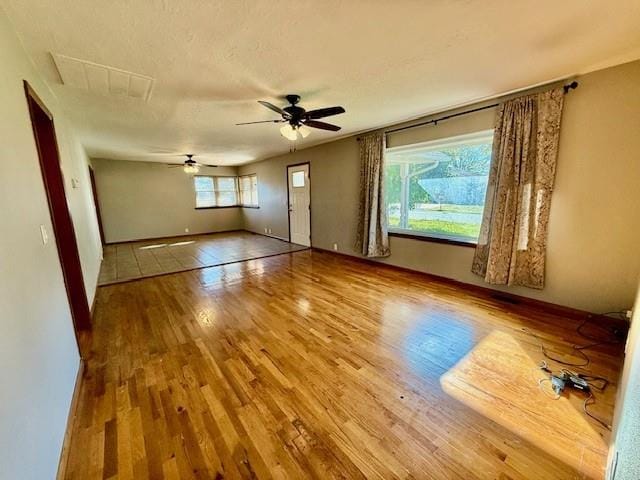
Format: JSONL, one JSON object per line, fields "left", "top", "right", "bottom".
{"left": 550, "top": 371, "right": 590, "bottom": 395}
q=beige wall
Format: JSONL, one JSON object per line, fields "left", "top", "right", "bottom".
{"left": 240, "top": 138, "right": 360, "bottom": 244}
{"left": 92, "top": 159, "right": 243, "bottom": 243}
{"left": 0, "top": 7, "right": 102, "bottom": 480}
{"left": 240, "top": 60, "right": 640, "bottom": 314}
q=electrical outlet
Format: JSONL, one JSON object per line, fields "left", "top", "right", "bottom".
{"left": 333, "top": 243, "right": 338, "bottom": 251}
{"left": 40, "top": 224, "right": 49, "bottom": 245}
{"left": 184, "top": 228, "right": 189, "bottom": 233}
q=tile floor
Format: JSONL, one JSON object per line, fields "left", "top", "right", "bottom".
{"left": 97, "top": 231, "right": 308, "bottom": 285}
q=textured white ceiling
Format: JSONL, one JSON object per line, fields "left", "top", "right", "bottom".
{"left": 4, "top": 0, "right": 640, "bottom": 166}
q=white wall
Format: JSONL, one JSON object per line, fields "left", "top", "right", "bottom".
{"left": 54, "top": 119, "right": 103, "bottom": 303}
{"left": 92, "top": 158, "right": 243, "bottom": 243}
{"left": 240, "top": 60, "right": 640, "bottom": 314}
{"left": 608, "top": 283, "right": 640, "bottom": 479}
{"left": 0, "top": 7, "right": 102, "bottom": 480}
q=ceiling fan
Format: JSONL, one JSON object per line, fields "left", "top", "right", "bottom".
{"left": 236, "top": 94, "right": 345, "bottom": 141}
{"left": 168, "top": 154, "right": 216, "bottom": 173}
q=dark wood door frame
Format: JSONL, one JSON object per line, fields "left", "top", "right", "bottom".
{"left": 88, "top": 166, "right": 105, "bottom": 245}
{"left": 24, "top": 81, "right": 91, "bottom": 332}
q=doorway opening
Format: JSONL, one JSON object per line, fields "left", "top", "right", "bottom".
{"left": 287, "top": 163, "right": 311, "bottom": 247}
{"left": 88, "top": 167, "right": 105, "bottom": 245}
{"left": 24, "top": 81, "right": 91, "bottom": 333}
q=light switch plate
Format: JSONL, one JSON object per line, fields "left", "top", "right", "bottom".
{"left": 40, "top": 224, "right": 49, "bottom": 245}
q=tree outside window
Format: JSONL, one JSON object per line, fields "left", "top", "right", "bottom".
{"left": 384, "top": 131, "right": 493, "bottom": 242}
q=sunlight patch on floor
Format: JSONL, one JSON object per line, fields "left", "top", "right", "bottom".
{"left": 169, "top": 240, "right": 196, "bottom": 246}
{"left": 440, "top": 330, "right": 607, "bottom": 479}
{"left": 138, "top": 243, "right": 167, "bottom": 250}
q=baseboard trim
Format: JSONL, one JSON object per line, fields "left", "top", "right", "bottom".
{"left": 56, "top": 359, "right": 84, "bottom": 480}
{"left": 246, "top": 230, "right": 291, "bottom": 243}
{"left": 311, "top": 246, "right": 599, "bottom": 320}
{"left": 104, "top": 229, "right": 245, "bottom": 245}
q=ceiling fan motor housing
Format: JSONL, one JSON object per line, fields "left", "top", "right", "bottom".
{"left": 284, "top": 107, "right": 306, "bottom": 125}
{"left": 285, "top": 94, "right": 301, "bottom": 105}
{"left": 283, "top": 96, "right": 304, "bottom": 126}
{"left": 240, "top": 95, "right": 344, "bottom": 132}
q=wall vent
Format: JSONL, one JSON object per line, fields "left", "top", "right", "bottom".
{"left": 52, "top": 53, "right": 154, "bottom": 101}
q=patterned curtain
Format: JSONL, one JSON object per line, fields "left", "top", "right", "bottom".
{"left": 356, "top": 132, "right": 391, "bottom": 257}
{"left": 472, "top": 87, "right": 564, "bottom": 289}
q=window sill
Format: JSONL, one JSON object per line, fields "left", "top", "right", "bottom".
{"left": 195, "top": 205, "right": 260, "bottom": 210}
{"left": 195, "top": 205, "right": 240, "bottom": 210}
{"left": 388, "top": 230, "right": 477, "bottom": 248}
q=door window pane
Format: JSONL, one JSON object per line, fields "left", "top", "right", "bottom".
{"left": 292, "top": 171, "right": 305, "bottom": 187}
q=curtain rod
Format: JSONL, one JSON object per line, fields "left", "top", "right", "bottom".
{"left": 358, "top": 81, "right": 578, "bottom": 140}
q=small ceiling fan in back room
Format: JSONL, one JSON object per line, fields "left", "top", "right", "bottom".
{"left": 167, "top": 154, "right": 217, "bottom": 174}
{"left": 236, "top": 94, "right": 346, "bottom": 141}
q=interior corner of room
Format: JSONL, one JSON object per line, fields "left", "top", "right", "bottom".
{"left": 2, "top": 1, "right": 640, "bottom": 479}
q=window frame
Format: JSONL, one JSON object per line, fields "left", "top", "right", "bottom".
{"left": 193, "top": 175, "right": 240, "bottom": 209}
{"left": 385, "top": 130, "right": 493, "bottom": 247}
{"left": 238, "top": 173, "right": 260, "bottom": 208}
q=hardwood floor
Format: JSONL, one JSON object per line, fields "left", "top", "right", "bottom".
{"left": 66, "top": 250, "right": 623, "bottom": 479}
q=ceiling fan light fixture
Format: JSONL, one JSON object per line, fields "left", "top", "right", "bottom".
{"left": 183, "top": 164, "right": 199, "bottom": 174}
{"left": 280, "top": 124, "right": 298, "bottom": 141}
{"left": 298, "top": 125, "right": 311, "bottom": 138}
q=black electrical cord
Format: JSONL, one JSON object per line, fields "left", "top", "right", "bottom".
{"left": 526, "top": 311, "right": 626, "bottom": 367}
{"left": 578, "top": 373, "right": 609, "bottom": 392}
{"left": 524, "top": 309, "right": 627, "bottom": 431}
{"left": 576, "top": 311, "right": 626, "bottom": 344}
{"left": 526, "top": 328, "right": 591, "bottom": 367}
{"left": 583, "top": 391, "right": 612, "bottom": 430}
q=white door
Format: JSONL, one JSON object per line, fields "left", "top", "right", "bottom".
{"left": 288, "top": 164, "right": 311, "bottom": 246}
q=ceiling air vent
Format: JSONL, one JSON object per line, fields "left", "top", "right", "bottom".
{"left": 52, "top": 53, "right": 154, "bottom": 101}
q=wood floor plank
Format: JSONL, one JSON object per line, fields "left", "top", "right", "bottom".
{"left": 66, "top": 249, "right": 623, "bottom": 479}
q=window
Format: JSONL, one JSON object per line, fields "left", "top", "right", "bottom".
{"left": 239, "top": 174, "right": 259, "bottom": 207}
{"left": 194, "top": 176, "right": 238, "bottom": 208}
{"left": 291, "top": 171, "right": 305, "bottom": 187}
{"left": 385, "top": 130, "right": 493, "bottom": 243}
